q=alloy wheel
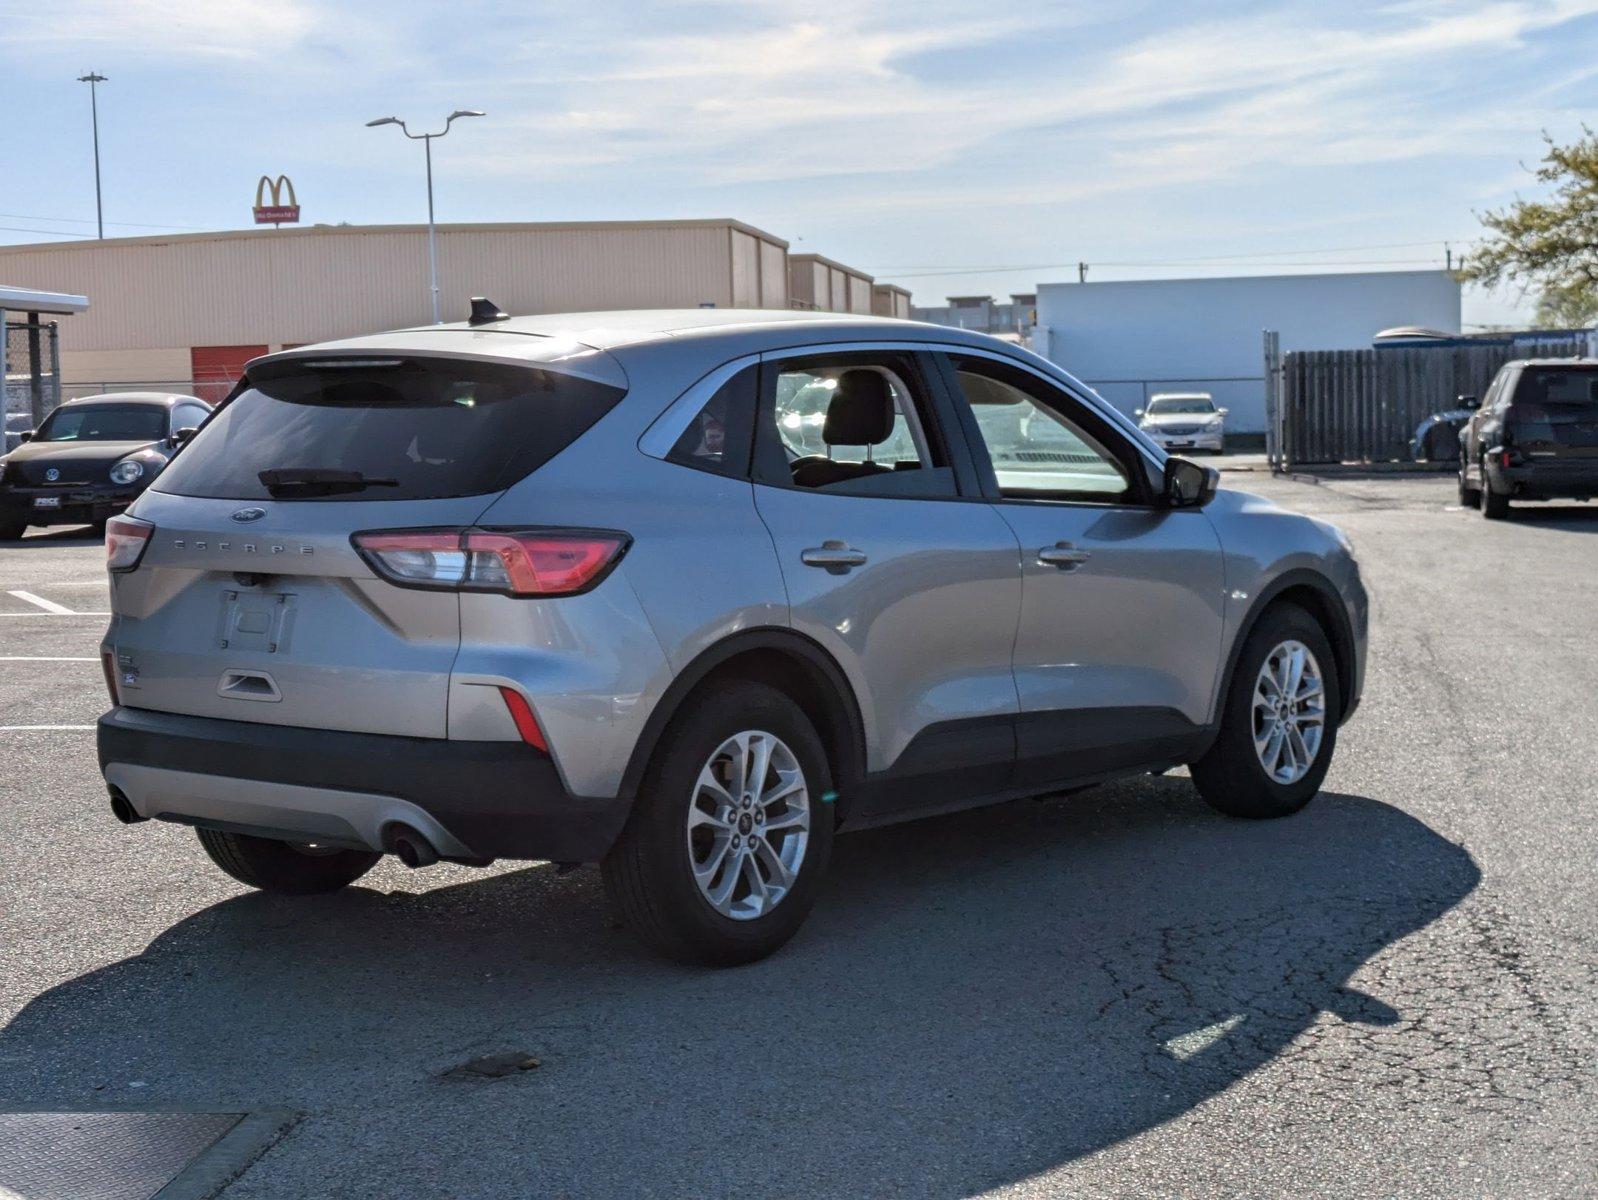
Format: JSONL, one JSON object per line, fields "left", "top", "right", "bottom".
{"left": 1252, "top": 639, "right": 1327, "bottom": 785}
{"left": 685, "top": 730, "right": 811, "bottom": 921}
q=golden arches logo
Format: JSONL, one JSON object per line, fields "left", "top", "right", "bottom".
{"left": 252, "top": 174, "right": 301, "bottom": 225}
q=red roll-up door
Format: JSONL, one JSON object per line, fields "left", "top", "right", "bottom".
{"left": 190, "top": 345, "right": 268, "bottom": 405}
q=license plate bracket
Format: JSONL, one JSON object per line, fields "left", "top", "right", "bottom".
{"left": 215, "top": 589, "right": 297, "bottom": 654}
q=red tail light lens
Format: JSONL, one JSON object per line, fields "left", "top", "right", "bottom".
{"left": 499, "top": 686, "right": 549, "bottom": 751}
{"left": 106, "top": 515, "right": 154, "bottom": 572}
{"left": 352, "top": 528, "right": 629, "bottom": 597}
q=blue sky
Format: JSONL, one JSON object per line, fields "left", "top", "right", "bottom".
{"left": 3, "top": 0, "right": 1595, "bottom": 327}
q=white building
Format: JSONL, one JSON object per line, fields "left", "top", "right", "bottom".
{"left": 1035, "top": 271, "right": 1462, "bottom": 432}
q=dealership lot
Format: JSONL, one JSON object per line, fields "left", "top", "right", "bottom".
{"left": 0, "top": 473, "right": 1593, "bottom": 1199}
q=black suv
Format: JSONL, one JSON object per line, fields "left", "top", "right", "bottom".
{"left": 1458, "top": 360, "right": 1598, "bottom": 519}
{"left": 0, "top": 392, "right": 211, "bottom": 539}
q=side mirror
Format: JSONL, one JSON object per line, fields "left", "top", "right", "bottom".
{"left": 171, "top": 426, "right": 199, "bottom": 446}
{"left": 1217, "top": 407, "right": 1229, "bottom": 416}
{"left": 1164, "top": 456, "right": 1218, "bottom": 508}
{"left": 18, "top": 430, "right": 33, "bottom": 443}
{"left": 1458, "top": 394, "right": 1479, "bottom": 411}
{"left": 1133, "top": 407, "right": 1145, "bottom": 417}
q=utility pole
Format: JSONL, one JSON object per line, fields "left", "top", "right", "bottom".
{"left": 1078, "top": 261, "right": 1088, "bottom": 284}
{"left": 1445, "top": 243, "right": 1452, "bottom": 272}
{"left": 77, "top": 72, "right": 108, "bottom": 239}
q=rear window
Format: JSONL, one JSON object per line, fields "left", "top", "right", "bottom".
{"left": 1512, "top": 368, "right": 1598, "bottom": 415}
{"left": 155, "top": 357, "right": 626, "bottom": 501}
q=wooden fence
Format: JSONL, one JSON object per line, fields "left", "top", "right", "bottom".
{"left": 1267, "top": 337, "right": 1589, "bottom": 466}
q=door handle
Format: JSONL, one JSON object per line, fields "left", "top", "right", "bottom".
{"left": 1037, "top": 542, "right": 1091, "bottom": 570}
{"left": 801, "top": 540, "right": 869, "bottom": 574}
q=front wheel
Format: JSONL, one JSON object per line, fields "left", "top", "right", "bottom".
{"left": 196, "top": 828, "right": 380, "bottom": 894}
{"left": 1190, "top": 603, "right": 1340, "bottom": 819}
{"left": 602, "top": 681, "right": 834, "bottom": 966}
{"left": 1458, "top": 459, "right": 1480, "bottom": 508}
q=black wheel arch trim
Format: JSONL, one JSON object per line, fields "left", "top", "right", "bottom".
{"left": 1207, "top": 568, "right": 1359, "bottom": 744}
{"left": 618, "top": 627, "right": 869, "bottom": 824}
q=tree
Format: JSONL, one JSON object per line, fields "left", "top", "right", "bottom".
{"left": 1460, "top": 129, "right": 1598, "bottom": 327}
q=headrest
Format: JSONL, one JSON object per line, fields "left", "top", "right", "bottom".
{"left": 823, "top": 370, "right": 895, "bottom": 446}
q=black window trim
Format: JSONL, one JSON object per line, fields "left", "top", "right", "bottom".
{"left": 663, "top": 361, "right": 759, "bottom": 481}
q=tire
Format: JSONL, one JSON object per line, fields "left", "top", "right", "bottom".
{"left": 602, "top": 681, "right": 835, "bottom": 967}
{"left": 0, "top": 519, "right": 26, "bottom": 541}
{"left": 1190, "top": 602, "right": 1341, "bottom": 819}
{"left": 1480, "top": 466, "right": 1509, "bottom": 520}
{"left": 1458, "top": 459, "right": 1480, "bottom": 508}
{"left": 196, "top": 828, "right": 381, "bottom": 894}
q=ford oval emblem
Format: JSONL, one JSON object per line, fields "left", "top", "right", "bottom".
{"left": 44, "top": 468, "right": 59, "bottom": 482}
{"left": 230, "top": 507, "right": 267, "bottom": 523}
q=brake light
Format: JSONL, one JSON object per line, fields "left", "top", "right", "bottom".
{"left": 499, "top": 687, "right": 549, "bottom": 751}
{"left": 105, "top": 516, "right": 154, "bottom": 572}
{"left": 1500, "top": 449, "right": 1514, "bottom": 469}
{"left": 352, "top": 528, "right": 629, "bottom": 597}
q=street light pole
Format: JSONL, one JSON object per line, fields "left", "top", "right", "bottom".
{"left": 365, "top": 110, "right": 484, "bottom": 324}
{"left": 77, "top": 72, "right": 108, "bottom": 239}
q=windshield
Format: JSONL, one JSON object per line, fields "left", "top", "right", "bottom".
{"left": 1147, "top": 396, "right": 1215, "bottom": 415}
{"left": 36, "top": 405, "right": 167, "bottom": 443}
{"left": 154, "top": 356, "right": 626, "bottom": 501}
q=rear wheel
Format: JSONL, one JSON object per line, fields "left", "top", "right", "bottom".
{"left": 196, "top": 828, "right": 381, "bottom": 894}
{"left": 1190, "top": 602, "right": 1340, "bottom": 819}
{"left": 602, "top": 681, "right": 834, "bottom": 966}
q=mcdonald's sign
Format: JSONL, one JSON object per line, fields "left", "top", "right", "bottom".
{"left": 252, "top": 174, "right": 300, "bottom": 225}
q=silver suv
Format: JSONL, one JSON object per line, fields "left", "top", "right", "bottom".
{"left": 97, "top": 309, "right": 1367, "bottom": 965}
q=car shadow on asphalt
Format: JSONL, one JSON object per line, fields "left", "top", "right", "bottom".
{"left": 1501, "top": 504, "right": 1598, "bottom": 532}
{"left": 0, "top": 778, "right": 1479, "bottom": 1197}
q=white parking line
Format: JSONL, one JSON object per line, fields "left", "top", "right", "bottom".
{"left": 0, "top": 656, "right": 98, "bottom": 662}
{"left": 0, "top": 725, "right": 97, "bottom": 731}
{"left": 0, "top": 611, "right": 111, "bottom": 618}
{"left": 7, "top": 590, "right": 78, "bottom": 615}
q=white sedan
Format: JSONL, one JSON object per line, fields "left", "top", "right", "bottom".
{"left": 1136, "top": 392, "right": 1227, "bottom": 454}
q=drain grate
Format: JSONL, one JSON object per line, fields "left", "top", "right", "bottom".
{"left": 0, "top": 1111, "right": 270, "bottom": 1200}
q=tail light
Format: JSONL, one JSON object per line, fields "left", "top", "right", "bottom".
{"left": 352, "top": 528, "right": 629, "bottom": 597}
{"left": 106, "top": 515, "right": 154, "bottom": 572}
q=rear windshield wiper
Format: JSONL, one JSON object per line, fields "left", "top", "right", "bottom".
{"left": 258, "top": 467, "right": 400, "bottom": 497}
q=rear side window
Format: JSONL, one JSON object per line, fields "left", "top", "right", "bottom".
{"left": 156, "top": 357, "right": 626, "bottom": 501}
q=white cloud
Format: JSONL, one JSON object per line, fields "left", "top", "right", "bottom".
{"left": 0, "top": 0, "right": 330, "bottom": 60}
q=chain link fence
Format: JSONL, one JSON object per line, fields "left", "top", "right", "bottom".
{"left": 3, "top": 319, "right": 61, "bottom": 451}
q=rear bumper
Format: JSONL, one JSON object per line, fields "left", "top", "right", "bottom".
{"left": 1486, "top": 459, "right": 1598, "bottom": 499}
{"left": 97, "top": 706, "right": 633, "bottom": 862}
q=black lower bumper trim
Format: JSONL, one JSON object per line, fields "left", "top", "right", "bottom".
{"left": 97, "top": 707, "right": 633, "bottom": 862}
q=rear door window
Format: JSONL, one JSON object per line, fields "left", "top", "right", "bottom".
{"left": 155, "top": 356, "right": 626, "bottom": 501}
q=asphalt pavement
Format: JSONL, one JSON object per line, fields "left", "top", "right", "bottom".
{"left": 0, "top": 473, "right": 1593, "bottom": 1198}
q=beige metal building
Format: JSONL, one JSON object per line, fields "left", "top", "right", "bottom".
{"left": 787, "top": 253, "right": 875, "bottom": 315}
{"left": 0, "top": 219, "right": 895, "bottom": 401}
{"left": 872, "top": 283, "right": 912, "bottom": 320}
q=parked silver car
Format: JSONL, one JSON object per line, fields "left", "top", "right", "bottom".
{"left": 97, "top": 308, "right": 1366, "bottom": 964}
{"left": 1136, "top": 392, "right": 1227, "bottom": 453}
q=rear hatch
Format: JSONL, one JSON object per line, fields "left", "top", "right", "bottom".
{"left": 1510, "top": 367, "right": 1598, "bottom": 459}
{"left": 105, "top": 343, "right": 626, "bottom": 738}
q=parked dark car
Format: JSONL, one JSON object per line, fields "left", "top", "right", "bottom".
{"left": 1458, "top": 360, "right": 1598, "bottom": 519}
{"left": 0, "top": 392, "right": 211, "bottom": 540}
{"left": 1410, "top": 401, "right": 1477, "bottom": 463}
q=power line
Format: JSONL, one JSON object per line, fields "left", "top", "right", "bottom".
{"left": 871, "top": 238, "right": 1482, "bottom": 277}
{"left": 0, "top": 225, "right": 97, "bottom": 239}
{"left": 0, "top": 212, "right": 205, "bottom": 231}
{"left": 887, "top": 257, "right": 1454, "bottom": 279}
